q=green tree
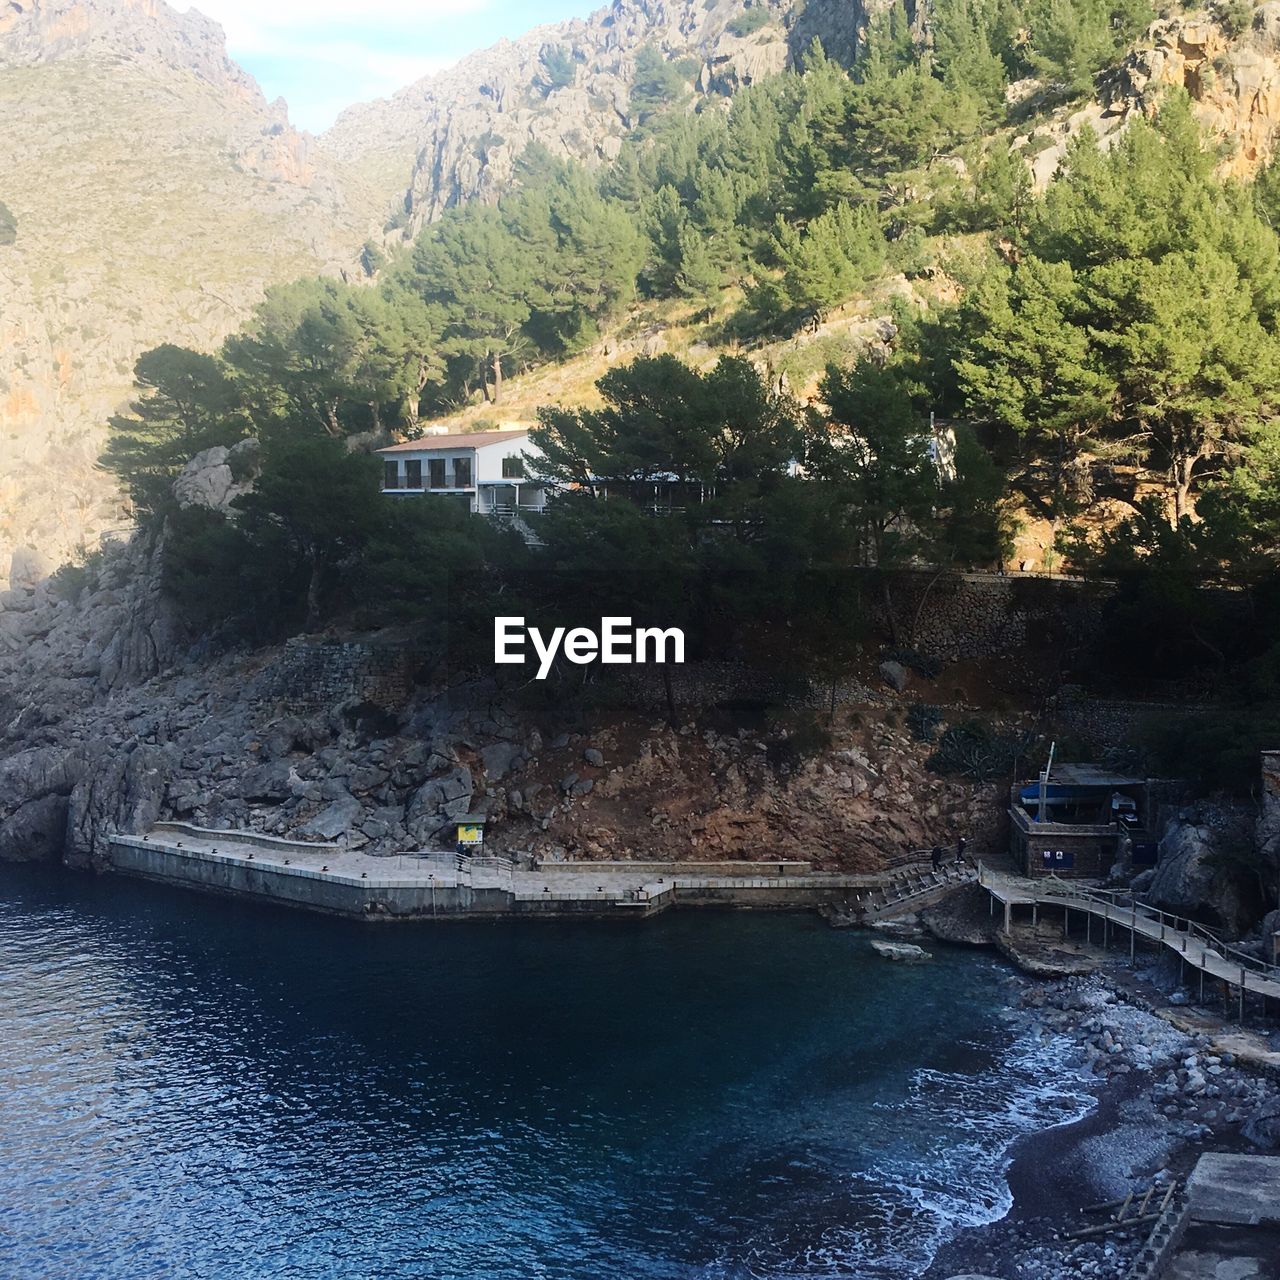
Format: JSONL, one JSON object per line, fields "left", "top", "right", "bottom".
{"left": 755, "top": 201, "right": 887, "bottom": 323}
{"left": 629, "top": 43, "right": 693, "bottom": 131}
{"left": 532, "top": 354, "right": 801, "bottom": 492}
{"left": 811, "top": 358, "right": 941, "bottom": 642}
{"left": 527, "top": 168, "right": 644, "bottom": 352}
{"left": 408, "top": 205, "right": 532, "bottom": 404}
{"left": 226, "top": 279, "right": 422, "bottom": 437}
{"left": 1025, "top": 0, "right": 1154, "bottom": 99}
{"left": 231, "top": 437, "right": 386, "bottom": 632}
{"left": 958, "top": 101, "right": 1280, "bottom": 523}
{"left": 102, "top": 345, "right": 249, "bottom": 516}
{"left": 535, "top": 44, "right": 576, "bottom": 95}
{"left": 955, "top": 253, "right": 1114, "bottom": 521}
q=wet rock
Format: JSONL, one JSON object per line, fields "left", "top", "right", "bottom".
{"left": 871, "top": 940, "right": 932, "bottom": 962}
{"left": 1243, "top": 1095, "right": 1280, "bottom": 1149}
{"left": 0, "top": 794, "right": 68, "bottom": 862}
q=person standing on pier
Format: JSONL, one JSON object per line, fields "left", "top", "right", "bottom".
{"left": 931, "top": 845, "right": 943, "bottom": 872}
{"left": 955, "top": 837, "right": 967, "bottom": 866}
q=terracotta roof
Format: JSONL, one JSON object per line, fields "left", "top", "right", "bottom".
{"left": 377, "top": 428, "right": 531, "bottom": 454}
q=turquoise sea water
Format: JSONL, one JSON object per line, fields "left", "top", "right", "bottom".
{"left": 0, "top": 867, "right": 1092, "bottom": 1279}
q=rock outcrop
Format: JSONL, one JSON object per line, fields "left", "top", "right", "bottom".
{"left": 0, "top": 502, "right": 999, "bottom": 871}
{"left": 1146, "top": 810, "right": 1256, "bottom": 936}
{"left": 1119, "top": 7, "right": 1280, "bottom": 177}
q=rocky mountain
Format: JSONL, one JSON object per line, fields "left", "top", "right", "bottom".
{"left": 323, "top": 0, "right": 874, "bottom": 234}
{"left": 9, "top": 0, "right": 1280, "bottom": 588}
{"left": 0, "top": 0, "right": 392, "bottom": 577}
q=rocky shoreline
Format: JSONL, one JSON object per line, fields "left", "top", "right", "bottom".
{"left": 912, "top": 920, "right": 1280, "bottom": 1280}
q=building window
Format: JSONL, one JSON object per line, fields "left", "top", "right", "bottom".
{"left": 429, "top": 458, "right": 446, "bottom": 489}
{"left": 454, "top": 456, "right": 473, "bottom": 487}
{"left": 383, "top": 461, "right": 400, "bottom": 490}
{"left": 501, "top": 454, "right": 525, "bottom": 479}
{"left": 405, "top": 459, "right": 423, "bottom": 489}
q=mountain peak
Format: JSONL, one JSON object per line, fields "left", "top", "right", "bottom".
{"left": 0, "top": 0, "right": 263, "bottom": 105}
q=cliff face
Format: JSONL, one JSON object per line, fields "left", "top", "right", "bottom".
{"left": 0, "top": 521, "right": 995, "bottom": 872}
{"left": 322, "top": 0, "right": 878, "bottom": 234}
{"left": 0, "top": 0, "right": 389, "bottom": 578}
{"left": 1120, "top": 4, "right": 1280, "bottom": 176}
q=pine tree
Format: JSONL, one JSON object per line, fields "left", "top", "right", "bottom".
{"left": 103, "top": 345, "right": 249, "bottom": 515}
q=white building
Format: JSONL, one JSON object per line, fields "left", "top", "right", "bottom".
{"left": 376, "top": 428, "right": 549, "bottom": 517}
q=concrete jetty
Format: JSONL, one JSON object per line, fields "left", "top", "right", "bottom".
{"left": 108, "top": 823, "right": 881, "bottom": 921}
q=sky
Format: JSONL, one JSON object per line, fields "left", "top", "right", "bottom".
{"left": 183, "top": 0, "right": 598, "bottom": 133}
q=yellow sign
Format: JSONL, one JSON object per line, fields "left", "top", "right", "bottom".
{"left": 457, "top": 824, "right": 483, "bottom": 846}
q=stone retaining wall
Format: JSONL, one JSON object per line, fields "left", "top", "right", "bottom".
{"left": 872, "top": 571, "right": 1110, "bottom": 661}
{"left": 1051, "top": 685, "right": 1216, "bottom": 751}
{"left": 264, "top": 639, "right": 418, "bottom": 712}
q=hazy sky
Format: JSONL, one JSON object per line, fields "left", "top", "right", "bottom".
{"left": 185, "top": 0, "right": 597, "bottom": 132}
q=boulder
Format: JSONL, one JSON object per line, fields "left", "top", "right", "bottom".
{"left": 481, "top": 740, "right": 522, "bottom": 780}
{"left": 871, "top": 940, "right": 932, "bottom": 962}
{"left": 879, "top": 659, "right": 909, "bottom": 692}
{"left": 173, "top": 446, "right": 233, "bottom": 510}
{"left": 0, "top": 745, "right": 79, "bottom": 806}
{"left": 405, "top": 765, "right": 473, "bottom": 842}
{"left": 1243, "top": 1095, "right": 1280, "bottom": 1150}
{"left": 1147, "top": 818, "right": 1253, "bottom": 936}
{"left": 297, "top": 795, "right": 362, "bottom": 841}
{"left": 8, "top": 545, "right": 48, "bottom": 592}
{"left": 0, "top": 794, "right": 69, "bottom": 862}
{"left": 239, "top": 761, "right": 294, "bottom": 803}
{"left": 583, "top": 746, "right": 605, "bottom": 767}
{"left": 1255, "top": 1, "right": 1280, "bottom": 51}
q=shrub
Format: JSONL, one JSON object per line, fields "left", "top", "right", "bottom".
{"left": 766, "top": 711, "right": 833, "bottom": 776}
{"left": 728, "top": 7, "right": 772, "bottom": 37}
{"left": 48, "top": 547, "right": 105, "bottom": 603}
{"left": 536, "top": 44, "right": 576, "bottom": 95}
{"left": 907, "top": 703, "right": 944, "bottom": 743}
{"left": 0, "top": 200, "right": 15, "bottom": 246}
{"left": 1217, "top": 0, "right": 1254, "bottom": 36}
{"left": 927, "top": 719, "right": 1036, "bottom": 782}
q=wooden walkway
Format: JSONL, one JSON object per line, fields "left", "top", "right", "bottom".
{"left": 978, "top": 865, "right": 1280, "bottom": 1014}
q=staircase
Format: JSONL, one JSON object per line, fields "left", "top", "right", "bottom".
{"left": 853, "top": 861, "right": 976, "bottom": 922}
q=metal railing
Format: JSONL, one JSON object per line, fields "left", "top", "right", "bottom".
{"left": 851, "top": 858, "right": 976, "bottom": 915}
{"left": 979, "top": 865, "right": 1280, "bottom": 987}
{"left": 1036, "top": 875, "right": 1280, "bottom": 983}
